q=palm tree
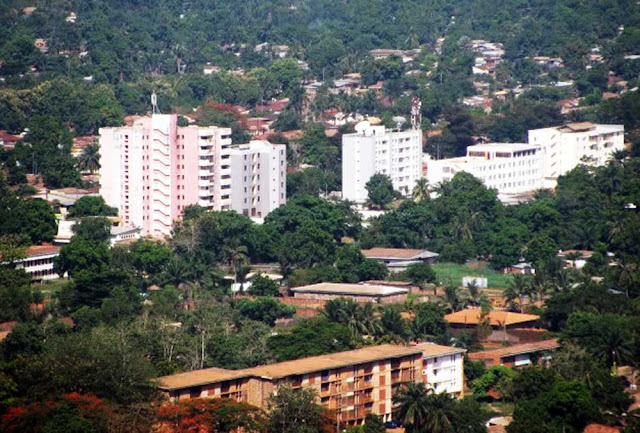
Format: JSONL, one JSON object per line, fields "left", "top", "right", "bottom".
{"left": 357, "top": 302, "right": 383, "bottom": 337}
{"left": 77, "top": 142, "right": 101, "bottom": 173}
{"left": 235, "top": 264, "right": 251, "bottom": 292}
{"left": 423, "top": 392, "right": 456, "bottom": 433}
{"left": 380, "top": 306, "right": 408, "bottom": 341}
{"left": 465, "top": 281, "right": 481, "bottom": 307}
{"left": 443, "top": 285, "right": 465, "bottom": 312}
{"left": 412, "top": 178, "right": 430, "bottom": 202}
{"left": 393, "top": 382, "right": 431, "bottom": 433}
{"left": 224, "top": 245, "right": 249, "bottom": 287}
{"left": 323, "top": 298, "right": 348, "bottom": 323}
{"left": 504, "top": 274, "right": 531, "bottom": 312}
{"left": 160, "top": 258, "right": 194, "bottom": 302}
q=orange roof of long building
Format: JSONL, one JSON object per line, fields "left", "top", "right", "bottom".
{"left": 468, "top": 339, "right": 559, "bottom": 360}
{"left": 444, "top": 309, "right": 540, "bottom": 327}
{"left": 158, "top": 344, "right": 423, "bottom": 391}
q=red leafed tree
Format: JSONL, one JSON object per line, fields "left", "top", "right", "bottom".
{"left": 1, "top": 393, "right": 110, "bottom": 433}
{"left": 157, "top": 398, "right": 265, "bottom": 433}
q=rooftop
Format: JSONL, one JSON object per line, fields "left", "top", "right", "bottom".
{"left": 158, "top": 344, "right": 423, "bottom": 390}
{"left": 290, "top": 282, "right": 409, "bottom": 297}
{"left": 467, "top": 142, "right": 538, "bottom": 153}
{"left": 468, "top": 339, "right": 560, "bottom": 361}
{"left": 415, "top": 343, "right": 466, "bottom": 359}
{"left": 444, "top": 309, "right": 540, "bottom": 327}
{"left": 25, "top": 244, "right": 61, "bottom": 257}
{"left": 361, "top": 248, "right": 439, "bottom": 260}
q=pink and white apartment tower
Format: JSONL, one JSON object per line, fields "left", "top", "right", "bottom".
{"left": 99, "top": 114, "right": 232, "bottom": 238}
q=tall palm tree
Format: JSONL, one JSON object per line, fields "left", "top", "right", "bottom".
{"left": 323, "top": 298, "right": 348, "bottom": 323}
{"left": 357, "top": 302, "right": 383, "bottom": 337}
{"left": 160, "top": 258, "right": 194, "bottom": 302}
{"left": 443, "top": 285, "right": 465, "bottom": 312}
{"left": 380, "top": 306, "right": 408, "bottom": 341}
{"left": 504, "top": 274, "right": 531, "bottom": 312}
{"left": 393, "top": 382, "right": 431, "bottom": 433}
{"left": 224, "top": 245, "right": 249, "bottom": 286}
{"left": 465, "top": 281, "right": 481, "bottom": 307}
{"left": 412, "top": 178, "right": 430, "bottom": 202}
{"left": 424, "top": 392, "right": 456, "bottom": 433}
{"left": 77, "top": 142, "right": 101, "bottom": 173}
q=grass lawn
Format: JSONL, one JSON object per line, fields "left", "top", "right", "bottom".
{"left": 432, "top": 262, "right": 513, "bottom": 291}
{"left": 36, "top": 278, "right": 68, "bottom": 298}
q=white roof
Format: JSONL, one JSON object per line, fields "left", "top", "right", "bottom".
{"left": 291, "top": 283, "right": 408, "bottom": 297}
{"left": 467, "top": 142, "right": 537, "bottom": 153}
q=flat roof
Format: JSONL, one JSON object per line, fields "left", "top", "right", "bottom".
{"left": 25, "top": 245, "right": 61, "bottom": 257}
{"left": 290, "top": 282, "right": 409, "bottom": 297}
{"left": 467, "top": 142, "right": 538, "bottom": 153}
{"left": 157, "top": 344, "right": 423, "bottom": 391}
{"left": 444, "top": 309, "right": 540, "bottom": 327}
{"left": 416, "top": 343, "right": 466, "bottom": 359}
{"left": 468, "top": 339, "right": 559, "bottom": 361}
{"left": 361, "top": 248, "right": 439, "bottom": 260}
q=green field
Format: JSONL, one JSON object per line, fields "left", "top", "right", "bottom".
{"left": 432, "top": 262, "right": 514, "bottom": 291}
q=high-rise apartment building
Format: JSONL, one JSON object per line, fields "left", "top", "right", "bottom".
{"left": 527, "top": 122, "right": 624, "bottom": 187}
{"left": 228, "top": 140, "right": 287, "bottom": 218}
{"left": 99, "top": 114, "right": 232, "bottom": 238}
{"left": 342, "top": 125, "right": 423, "bottom": 203}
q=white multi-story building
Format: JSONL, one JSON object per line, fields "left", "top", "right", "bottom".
{"left": 11, "top": 245, "right": 62, "bottom": 280}
{"left": 418, "top": 344, "right": 466, "bottom": 397}
{"left": 427, "top": 123, "right": 625, "bottom": 199}
{"left": 342, "top": 125, "right": 423, "bottom": 203}
{"left": 427, "top": 142, "right": 544, "bottom": 195}
{"left": 528, "top": 122, "right": 625, "bottom": 187}
{"left": 99, "top": 114, "right": 232, "bottom": 238}
{"left": 228, "top": 140, "right": 287, "bottom": 218}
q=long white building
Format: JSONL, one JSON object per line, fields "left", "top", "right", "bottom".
{"left": 228, "top": 140, "right": 287, "bottom": 218}
{"left": 528, "top": 122, "right": 625, "bottom": 187}
{"left": 99, "top": 114, "right": 232, "bottom": 238}
{"left": 427, "top": 123, "right": 624, "bottom": 199}
{"left": 342, "top": 124, "right": 423, "bottom": 203}
{"left": 427, "top": 142, "right": 544, "bottom": 194}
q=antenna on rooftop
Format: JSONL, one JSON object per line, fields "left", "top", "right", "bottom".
{"left": 411, "top": 97, "right": 422, "bottom": 130}
{"left": 151, "top": 92, "right": 161, "bottom": 115}
{"left": 392, "top": 116, "right": 406, "bottom": 130}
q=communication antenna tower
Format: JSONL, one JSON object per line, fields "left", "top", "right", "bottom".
{"left": 151, "top": 92, "right": 161, "bottom": 114}
{"left": 411, "top": 97, "right": 422, "bottom": 130}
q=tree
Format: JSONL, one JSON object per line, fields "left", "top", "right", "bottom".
{"left": 366, "top": 174, "right": 396, "bottom": 209}
{"left": 77, "top": 142, "right": 101, "bottom": 174}
{"left": 5, "top": 198, "right": 57, "bottom": 244}
{"left": 68, "top": 196, "right": 117, "bottom": 218}
{"left": 157, "top": 398, "right": 265, "bottom": 433}
{"left": 412, "top": 178, "right": 431, "bottom": 202}
{"left": 71, "top": 217, "right": 112, "bottom": 243}
{"left": 266, "top": 386, "right": 333, "bottom": 433}
{"left": 236, "top": 297, "right": 295, "bottom": 326}
{"left": 504, "top": 274, "right": 533, "bottom": 313}
{"left": 1, "top": 393, "right": 110, "bottom": 433}
{"left": 393, "top": 382, "right": 431, "bottom": 433}
{"left": 55, "top": 237, "right": 111, "bottom": 277}
{"left": 363, "top": 414, "right": 386, "bottom": 433}
{"left": 404, "top": 262, "right": 437, "bottom": 288}
{"left": 411, "top": 303, "right": 447, "bottom": 340}
{"left": 507, "top": 381, "right": 599, "bottom": 433}
{"left": 248, "top": 273, "right": 280, "bottom": 297}
{"left": 268, "top": 317, "right": 354, "bottom": 361}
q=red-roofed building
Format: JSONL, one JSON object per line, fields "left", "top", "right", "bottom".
{"left": 584, "top": 424, "right": 621, "bottom": 433}
{"left": 468, "top": 339, "right": 560, "bottom": 368}
{"left": 10, "top": 244, "right": 62, "bottom": 280}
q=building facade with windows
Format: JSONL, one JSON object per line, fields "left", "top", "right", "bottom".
{"left": 418, "top": 344, "right": 466, "bottom": 397}
{"left": 528, "top": 123, "right": 625, "bottom": 187}
{"left": 426, "top": 142, "right": 544, "bottom": 196}
{"left": 228, "top": 140, "right": 286, "bottom": 218}
{"left": 342, "top": 125, "right": 423, "bottom": 203}
{"left": 11, "top": 245, "right": 61, "bottom": 281}
{"left": 99, "top": 114, "right": 232, "bottom": 238}
{"left": 158, "top": 345, "right": 424, "bottom": 425}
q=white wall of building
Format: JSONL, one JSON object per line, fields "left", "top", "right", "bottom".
{"left": 343, "top": 125, "right": 423, "bottom": 203}
{"left": 228, "top": 140, "right": 286, "bottom": 217}
{"left": 423, "top": 352, "right": 465, "bottom": 395}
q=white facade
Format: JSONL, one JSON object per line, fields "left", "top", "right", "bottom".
{"left": 13, "top": 246, "right": 61, "bottom": 281}
{"left": 228, "top": 140, "right": 287, "bottom": 218}
{"left": 426, "top": 123, "right": 624, "bottom": 198}
{"left": 427, "top": 143, "right": 544, "bottom": 194}
{"left": 342, "top": 125, "right": 423, "bottom": 203}
{"left": 418, "top": 345, "right": 466, "bottom": 396}
{"left": 528, "top": 123, "right": 625, "bottom": 187}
